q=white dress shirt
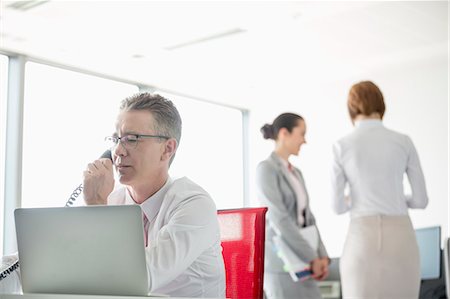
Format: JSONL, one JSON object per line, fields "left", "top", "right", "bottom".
{"left": 331, "top": 119, "right": 428, "bottom": 218}
{"left": 107, "top": 176, "right": 226, "bottom": 297}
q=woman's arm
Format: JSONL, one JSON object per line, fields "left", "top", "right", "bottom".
{"left": 331, "top": 143, "right": 351, "bottom": 214}
{"left": 404, "top": 136, "right": 428, "bottom": 209}
{"left": 256, "top": 161, "right": 318, "bottom": 263}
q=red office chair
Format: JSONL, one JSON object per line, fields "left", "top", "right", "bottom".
{"left": 217, "top": 207, "right": 268, "bottom": 299}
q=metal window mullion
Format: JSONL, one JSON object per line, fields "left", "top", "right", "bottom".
{"left": 3, "top": 55, "right": 26, "bottom": 254}
{"left": 242, "top": 110, "right": 250, "bottom": 207}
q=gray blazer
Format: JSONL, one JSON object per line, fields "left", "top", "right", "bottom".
{"left": 256, "top": 152, "right": 328, "bottom": 273}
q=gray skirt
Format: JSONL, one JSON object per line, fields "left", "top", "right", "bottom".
{"left": 264, "top": 272, "right": 322, "bottom": 299}
{"left": 340, "top": 215, "right": 420, "bottom": 299}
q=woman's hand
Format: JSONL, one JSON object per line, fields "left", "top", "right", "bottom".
{"left": 318, "top": 257, "right": 330, "bottom": 280}
{"left": 310, "top": 257, "right": 330, "bottom": 281}
{"left": 310, "top": 258, "right": 324, "bottom": 280}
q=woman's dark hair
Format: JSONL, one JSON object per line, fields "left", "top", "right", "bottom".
{"left": 261, "top": 113, "right": 303, "bottom": 140}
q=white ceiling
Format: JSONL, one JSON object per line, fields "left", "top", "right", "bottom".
{"left": 0, "top": 0, "right": 448, "bottom": 109}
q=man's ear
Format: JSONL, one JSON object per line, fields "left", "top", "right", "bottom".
{"left": 161, "top": 139, "right": 177, "bottom": 162}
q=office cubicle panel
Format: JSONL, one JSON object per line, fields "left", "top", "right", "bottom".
{"left": 318, "top": 257, "right": 341, "bottom": 299}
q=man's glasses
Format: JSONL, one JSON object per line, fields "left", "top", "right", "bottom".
{"left": 105, "top": 134, "right": 170, "bottom": 150}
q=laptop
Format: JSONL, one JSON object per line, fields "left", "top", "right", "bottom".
{"left": 15, "top": 205, "right": 150, "bottom": 296}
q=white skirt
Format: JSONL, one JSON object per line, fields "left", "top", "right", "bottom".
{"left": 340, "top": 215, "right": 420, "bottom": 299}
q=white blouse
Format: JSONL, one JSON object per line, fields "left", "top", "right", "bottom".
{"left": 278, "top": 157, "right": 307, "bottom": 226}
{"left": 331, "top": 119, "right": 428, "bottom": 218}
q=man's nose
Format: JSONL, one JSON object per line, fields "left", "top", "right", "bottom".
{"left": 113, "top": 141, "right": 127, "bottom": 156}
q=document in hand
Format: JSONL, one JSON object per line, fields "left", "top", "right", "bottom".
{"left": 272, "top": 225, "right": 320, "bottom": 282}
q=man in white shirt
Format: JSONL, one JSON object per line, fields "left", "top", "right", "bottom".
{"left": 82, "top": 93, "right": 226, "bottom": 297}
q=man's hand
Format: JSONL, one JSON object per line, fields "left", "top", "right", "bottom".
{"left": 83, "top": 158, "right": 114, "bottom": 205}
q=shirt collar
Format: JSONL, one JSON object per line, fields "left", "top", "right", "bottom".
{"left": 279, "top": 157, "right": 290, "bottom": 170}
{"left": 354, "top": 119, "right": 383, "bottom": 128}
{"left": 271, "top": 152, "right": 291, "bottom": 171}
{"left": 125, "top": 177, "right": 173, "bottom": 222}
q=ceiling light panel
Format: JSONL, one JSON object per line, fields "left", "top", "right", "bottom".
{"left": 6, "top": 0, "right": 50, "bottom": 11}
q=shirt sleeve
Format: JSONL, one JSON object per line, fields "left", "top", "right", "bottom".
{"left": 144, "top": 194, "right": 219, "bottom": 291}
{"left": 256, "top": 161, "right": 318, "bottom": 263}
{"left": 404, "top": 136, "right": 429, "bottom": 209}
{"left": 331, "top": 142, "right": 351, "bottom": 214}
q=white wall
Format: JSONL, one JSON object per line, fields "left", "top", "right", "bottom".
{"left": 1, "top": 1, "right": 447, "bottom": 258}
{"left": 248, "top": 52, "right": 448, "bottom": 258}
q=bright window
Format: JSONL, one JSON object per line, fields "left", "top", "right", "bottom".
{"left": 159, "top": 92, "right": 244, "bottom": 209}
{"left": 21, "top": 63, "right": 245, "bottom": 210}
{"left": 22, "top": 62, "right": 138, "bottom": 208}
{"left": 0, "top": 54, "right": 9, "bottom": 255}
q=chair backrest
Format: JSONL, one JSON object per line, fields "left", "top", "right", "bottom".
{"left": 217, "top": 207, "right": 268, "bottom": 299}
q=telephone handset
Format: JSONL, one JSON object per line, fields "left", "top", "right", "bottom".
{"left": 64, "top": 149, "right": 113, "bottom": 207}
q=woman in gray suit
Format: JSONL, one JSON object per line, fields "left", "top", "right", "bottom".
{"left": 256, "top": 113, "right": 329, "bottom": 299}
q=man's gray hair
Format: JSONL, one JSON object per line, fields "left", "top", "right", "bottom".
{"left": 120, "top": 93, "right": 182, "bottom": 164}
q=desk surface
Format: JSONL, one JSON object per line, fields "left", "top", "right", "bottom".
{"left": 1, "top": 294, "right": 173, "bottom": 299}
